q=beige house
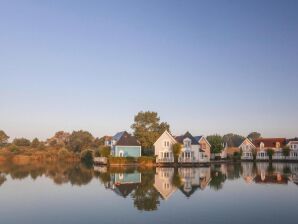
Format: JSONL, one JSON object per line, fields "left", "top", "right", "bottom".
{"left": 239, "top": 138, "right": 256, "bottom": 160}
{"left": 154, "top": 130, "right": 176, "bottom": 163}
{"left": 153, "top": 167, "right": 177, "bottom": 200}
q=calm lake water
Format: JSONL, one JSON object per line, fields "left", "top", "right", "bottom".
{"left": 0, "top": 162, "right": 298, "bottom": 224}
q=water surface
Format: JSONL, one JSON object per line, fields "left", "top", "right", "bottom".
{"left": 0, "top": 162, "right": 298, "bottom": 224}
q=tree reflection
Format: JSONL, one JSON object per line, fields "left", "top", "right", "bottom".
{"left": 131, "top": 170, "right": 160, "bottom": 211}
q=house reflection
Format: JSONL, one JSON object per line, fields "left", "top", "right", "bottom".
{"left": 105, "top": 171, "right": 141, "bottom": 198}
{"left": 178, "top": 167, "right": 211, "bottom": 197}
{"left": 153, "top": 167, "right": 177, "bottom": 200}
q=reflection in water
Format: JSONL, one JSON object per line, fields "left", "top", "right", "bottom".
{"left": 1, "top": 162, "right": 298, "bottom": 212}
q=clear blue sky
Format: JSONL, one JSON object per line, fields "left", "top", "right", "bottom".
{"left": 1, "top": 0, "right": 298, "bottom": 140}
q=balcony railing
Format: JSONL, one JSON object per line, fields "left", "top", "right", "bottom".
{"left": 178, "top": 157, "right": 198, "bottom": 163}
{"left": 156, "top": 157, "right": 174, "bottom": 163}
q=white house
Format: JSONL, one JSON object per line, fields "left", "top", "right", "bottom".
{"left": 175, "top": 132, "right": 201, "bottom": 163}
{"left": 287, "top": 140, "right": 298, "bottom": 160}
{"left": 154, "top": 130, "right": 176, "bottom": 163}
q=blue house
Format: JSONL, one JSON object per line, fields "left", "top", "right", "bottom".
{"left": 110, "top": 131, "right": 142, "bottom": 157}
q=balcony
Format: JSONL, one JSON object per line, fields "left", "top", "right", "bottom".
{"left": 156, "top": 157, "right": 174, "bottom": 163}
{"left": 178, "top": 157, "right": 198, "bottom": 163}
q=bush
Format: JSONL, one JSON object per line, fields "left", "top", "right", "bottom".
{"left": 233, "top": 152, "right": 241, "bottom": 160}
{"left": 108, "top": 156, "right": 136, "bottom": 164}
{"left": 31, "top": 138, "right": 40, "bottom": 148}
{"left": 94, "top": 149, "right": 101, "bottom": 157}
{"left": 58, "top": 148, "right": 70, "bottom": 160}
{"left": 80, "top": 149, "right": 94, "bottom": 164}
{"left": 9, "top": 145, "right": 20, "bottom": 153}
{"left": 100, "top": 146, "right": 111, "bottom": 157}
{"left": 13, "top": 138, "right": 31, "bottom": 147}
{"left": 137, "top": 156, "right": 155, "bottom": 165}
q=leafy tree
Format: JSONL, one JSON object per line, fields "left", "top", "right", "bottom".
{"left": 94, "top": 137, "right": 105, "bottom": 147}
{"left": 247, "top": 132, "right": 261, "bottom": 141}
{"left": 100, "top": 146, "right": 111, "bottom": 157}
{"left": 80, "top": 149, "right": 94, "bottom": 166}
{"left": 251, "top": 148, "right": 257, "bottom": 160}
{"left": 0, "top": 130, "right": 9, "bottom": 146}
{"left": 282, "top": 146, "right": 290, "bottom": 157}
{"left": 207, "top": 135, "right": 223, "bottom": 153}
{"left": 131, "top": 111, "right": 170, "bottom": 153}
{"left": 13, "top": 138, "right": 31, "bottom": 147}
{"left": 31, "top": 138, "right": 40, "bottom": 148}
{"left": 67, "top": 130, "right": 94, "bottom": 153}
{"left": 267, "top": 149, "right": 275, "bottom": 161}
{"left": 223, "top": 133, "right": 245, "bottom": 147}
{"left": 172, "top": 143, "right": 182, "bottom": 163}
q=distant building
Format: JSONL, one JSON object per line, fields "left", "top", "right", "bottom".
{"left": 238, "top": 137, "right": 298, "bottom": 161}
{"left": 103, "top": 136, "right": 112, "bottom": 147}
{"left": 110, "top": 131, "right": 141, "bottom": 157}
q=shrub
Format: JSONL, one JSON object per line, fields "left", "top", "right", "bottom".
{"left": 80, "top": 149, "right": 94, "bottom": 164}
{"left": 109, "top": 156, "right": 136, "bottom": 164}
{"left": 283, "top": 147, "right": 290, "bottom": 157}
{"left": 94, "top": 149, "right": 101, "bottom": 157}
{"left": 31, "top": 138, "right": 40, "bottom": 148}
{"left": 233, "top": 152, "right": 241, "bottom": 161}
{"left": 58, "top": 148, "right": 70, "bottom": 160}
{"left": 137, "top": 156, "right": 155, "bottom": 165}
{"left": 100, "top": 146, "right": 111, "bottom": 157}
{"left": 172, "top": 143, "right": 182, "bottom": 163}
{"left": 38, "top": 142, "right": 46, "bottom": 150}
{"left": 267, "top": 149, "right": 275, "bottom": 160}
{"left": 13, "top": 138, "right": 31, "bottom": 147}
{"left": 9, "top": 145, "right": 20, "bottom": 153}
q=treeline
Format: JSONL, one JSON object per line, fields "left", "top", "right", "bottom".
{"left": 206, "top": 132, "right": 262, "bottom": 153}
{"left": 0, "top": 111, "right": 273, "bottom": 156}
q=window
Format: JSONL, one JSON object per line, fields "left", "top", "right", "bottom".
{"left": 164, "top": 140, "right": 170, "bottom": 148}
{"left": 184, "top": 139, "right": 191, "bottom": 148}
{"left": 201, "top": 143, "right": 206, "bottom": 149}
{"left": 260, "top": 142, "right": 265, "bottom": 149}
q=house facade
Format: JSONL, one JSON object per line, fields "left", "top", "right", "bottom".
{"left": 253, "top": 138, "right": 286, "bottom": 160}
{"left": 154, "top": 130, "right": 176, "bottom": 163}
{"left": 287, "top": 140, "right": 298, "bottom": 160}
{"left": 239, "top": 138, "right": 256, "bottom": 160}
{"left": 154, "top": 131, "right": 211, "bottom": 164}
{"left": 110, "top": 131, "right": 141, "bottom": 157}
{"left": 175, "top": 132, "right": 201, "bottom": 163}
{"left": 194, "top": 136, "right": 211, "bottom": 162}
{"left": 238, "top": 137, "right": 298, "bottom": 161}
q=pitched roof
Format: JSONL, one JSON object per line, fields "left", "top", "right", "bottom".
{"left": 194, "top": 136, "right": 203, "bottom": 142}
{"left": 253, "top": 138, "right": 286, "bottom": 148}
{"left": 286, "top": 138, "right": 298, "bottom": 144}
{"left": 113, "top": 131, "right": 140, "bottom": 146}
{"left": 175, "top": 132, "right": 198, "bottom": 145}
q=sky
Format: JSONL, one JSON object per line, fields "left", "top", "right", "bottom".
{"left": 0, "top": 0, "right": 298, "bottom": 140}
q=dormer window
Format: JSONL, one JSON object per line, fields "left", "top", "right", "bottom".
{"left": 184, "top": 139, "right": 191, "bottom": 148}
{"left": 260, "top": 142, "right": 265, "bottom": 149}
{"left": 276, "top": 142, "right": 280, "bottom": 148}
